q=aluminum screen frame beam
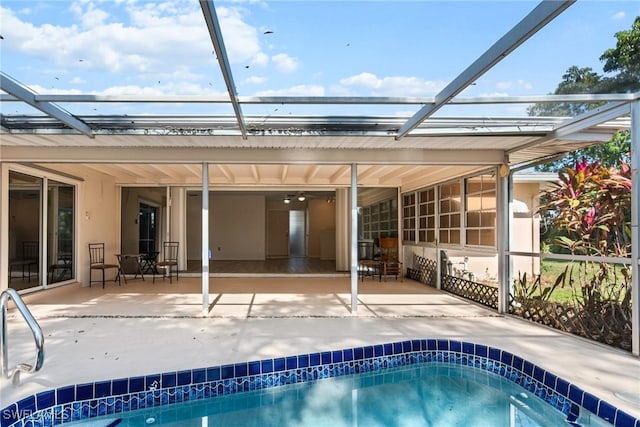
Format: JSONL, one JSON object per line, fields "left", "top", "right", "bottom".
{"left": 200, "top": 0, "right": 247, "bottom": 139}
{"left": 396, "top": 0, "right": 575, "bottom": 139}
{"left": 506, "top": 101, "right": 632, "bottom": 156}
{"left": 0, "top": 72, "right": 94, "bottom": 138}
{"left": 1, "top": 93, "right": 635, "bottom": 105}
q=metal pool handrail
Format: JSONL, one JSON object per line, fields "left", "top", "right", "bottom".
{"left": 0, "top": 288, "right": 45, "bottom": 384}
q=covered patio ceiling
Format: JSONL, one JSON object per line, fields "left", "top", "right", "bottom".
{"left": 0, "top": 0, "right": 637, "bottom": 189}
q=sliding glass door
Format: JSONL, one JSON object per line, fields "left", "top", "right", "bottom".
{"left": 8, "top": 170, "right": 76, "bottom": 291}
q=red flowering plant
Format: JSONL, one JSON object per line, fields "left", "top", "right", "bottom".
{"left": 541, "top": 160, "right": 631, "bottom": 257}
{"left": 534, "top": 160, "right": 632, "bottom": 349}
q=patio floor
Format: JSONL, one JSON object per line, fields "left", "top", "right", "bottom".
{"left": 2, "top": 276, "right": 639, "bottom": 420}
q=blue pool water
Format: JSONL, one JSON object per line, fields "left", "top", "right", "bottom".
{"left": 87, "top": 364, "right": 572, "bottom": 426}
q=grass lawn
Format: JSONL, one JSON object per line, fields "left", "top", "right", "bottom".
{"left": 531, "top": 259, "right": 630, "bottom": 304}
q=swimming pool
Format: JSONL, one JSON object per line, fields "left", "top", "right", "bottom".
{"left": 2, "top": 339, "right": 638, "bottom": 427}
{"left": 84, "top": 363, "right": 573, "bottom": 426}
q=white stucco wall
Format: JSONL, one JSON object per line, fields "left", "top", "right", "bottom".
{"left": 79, "top": 170, "right": 119, "bottom": 286}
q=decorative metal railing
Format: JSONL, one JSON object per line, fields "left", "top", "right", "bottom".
{"left": 441, "top": 275, "right": 499, "bottom": 310}
{"left": 407, "top": 254, "right": 437, "bottom": 287}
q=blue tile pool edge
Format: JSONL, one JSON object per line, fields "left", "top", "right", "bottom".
{"left": 2, "top": 339, "right": 638, "bottom": 427}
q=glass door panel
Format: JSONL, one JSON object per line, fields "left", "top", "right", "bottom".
{"left": 47, "top": 180, "right": 75, "bottom": 284}
{"left": 8, "top": 171, "right": 42, "bottom": 291}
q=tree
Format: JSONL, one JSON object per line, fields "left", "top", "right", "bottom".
{"left": 536, "top": 130, "right": 630, "bottom": 172}
{"left": 599, "top": 16, "right": 640, "bottom": 93}
{"left": 526, "top": 66, "right": 602, "bottom": 117}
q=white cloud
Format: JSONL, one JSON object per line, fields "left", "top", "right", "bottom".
{"left": 252, "top": 52, "right": 269, "bottom": 67}
{"left": 340, "top": 72, "right": 379, "bottom": 88}
{"left": 0, "top": 2, "right": 271, "bottom": 77}
{"left": 70, "top": 1, "right": 109, "bottom": 28}
{"left": 244, "top": 76, "right": 267, "bottom": 85}
{"left": 96, "top": 82, "right": 226, "bottom": 96}
{"left": 495, "top": 80, "right": 533, "bottom": 91}
{"left": 271, "top": 53, "right": 299, "bottom": 73}
{"left": 255, "top": 85, "right": 325, "bottom": 96}
{"left": 71, "top": 76, "right": 86, "bottom": 84}
{"left": 611, "top": 11, "right": 626, "bottom": 20}
{"left": 28, "top": 85, "right": 84, "bottom": 95}
{"left": 214, "top": 5, "right": 264, "bottom": 65}
{"left": 339, "top": 72, "right": 445, "bottom": 96}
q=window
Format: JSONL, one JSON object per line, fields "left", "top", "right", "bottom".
{"left": 402, "top": 193, "right": 416, "bottom": 242}
{"left": 360, "top": 198, "right": 399, "bottom": 240}
{"left": 401, "top": 171, "right": 496, "bottom": 248}
{"left": 418, "top": 188, "right": 436, "bottom": 243}
{"left": 361, "top": 206, "right": 371, "bottom": 239}
{"left": 438, "top": 181, "right": 461, "bottom": 244}
{"left": 465, "top": 174, "right": 496, "bottom": 247}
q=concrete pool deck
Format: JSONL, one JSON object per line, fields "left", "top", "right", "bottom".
{"left": 1, "top": 277, "right": 639, "bottom": 420}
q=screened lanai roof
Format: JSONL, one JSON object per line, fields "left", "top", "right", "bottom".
{"left": 0, "top": 0, "right": 638, "bottom": 189}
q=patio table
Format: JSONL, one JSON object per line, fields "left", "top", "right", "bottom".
{"left": 115, "top": 253, "right": 145, "bottom": 283}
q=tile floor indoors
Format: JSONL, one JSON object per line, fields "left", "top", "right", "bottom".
{"left": 1, "top": 276, "right": 639, "bottom": 421}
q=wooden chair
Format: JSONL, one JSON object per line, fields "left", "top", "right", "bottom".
{"left": 88, "top": 243, "right": 121, "bottom": 288}
{"left": 378, "top": 237, "right": 403, "bottom": 282}
{"left": 153, "top": 242, "right": 179, "bottom": 283}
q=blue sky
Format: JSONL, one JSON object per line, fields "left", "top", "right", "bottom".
{"left": 1, "top": 1, "right": 639, "bottom": 117}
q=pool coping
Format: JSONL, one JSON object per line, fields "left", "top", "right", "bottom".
{"left": 2, "top": 339, "right": 638, "bottom": 427}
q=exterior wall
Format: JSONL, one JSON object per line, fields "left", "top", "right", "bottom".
{"left": 401, "top": 180, "right": 542, "bottom": 285}
{"left": 79, "top": 169, "right": 119, "bottom": 286}
{"left": 1, "top": 163, "right": 544, "bottom": 289}
{"left": 511, "top": 182, "right": 542, "bottom": 278}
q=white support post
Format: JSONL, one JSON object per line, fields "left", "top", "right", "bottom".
{"left": 631, "top": 100, "right": 639, "bottom": 356}
{"left": 350, "top": 164, "right": 358, "bottom": 313}
{"left": 165, "top": 186, "right": 171, "bottom": 243}
{"left": 41, "top": 177, "right": 48, "bottom": 288}
{"left": 436, "top": 249, "right": 442, "bottom": 290}
{"left": 201, "top": 163, "right": 210, "bottom": 315}
{"left": 497, "top": 166, "right": 511, "bottom": 314}
{"left": 1, "top": 165, "right": 8, "bottom": 292}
